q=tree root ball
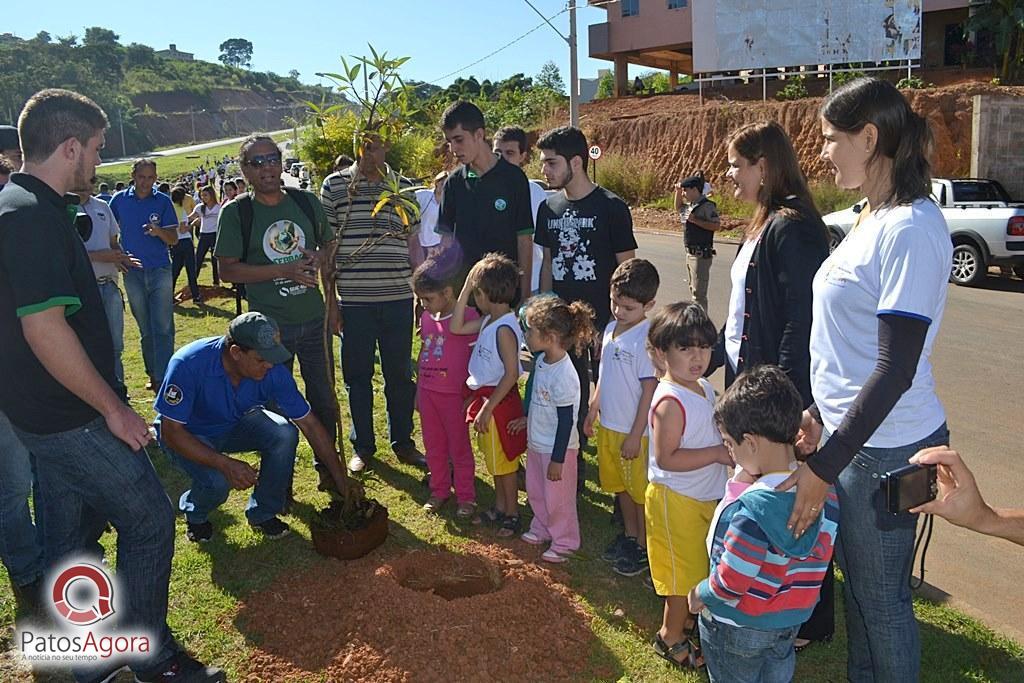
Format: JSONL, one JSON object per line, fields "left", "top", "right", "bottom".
{"left": 310, "top": 499, "right": 389, "bottom": 560}
{"left": 238, "top": 542, "right": 596, "bottom": 682}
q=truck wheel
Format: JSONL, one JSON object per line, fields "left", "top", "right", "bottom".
{"left": 949, "top": 243, "right": 985, "bottom": 286}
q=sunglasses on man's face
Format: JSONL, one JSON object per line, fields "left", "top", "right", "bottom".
{"left": 243, "top": 153, "right": 282, "bottom": 168}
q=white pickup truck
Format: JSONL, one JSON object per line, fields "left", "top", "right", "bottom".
{"left": 822, "top": 178, "right": 1024, "bottom": 286}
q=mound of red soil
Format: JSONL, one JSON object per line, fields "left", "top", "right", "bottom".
{"left": 237, "top": 542, "right": 595, "bottom": 682}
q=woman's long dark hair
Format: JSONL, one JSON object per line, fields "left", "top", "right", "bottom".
{"left": 821, "top": 77, "right": 932, "bottom": 208}
{"left": 726, "top": 120, "right": 821, "bottom": 238}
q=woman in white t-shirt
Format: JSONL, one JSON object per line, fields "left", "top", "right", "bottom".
{"left": 188, "top": 186, "right": 222, "bottom": 287}
{"left": 169, "top": 185, "right": 202, "bottom": 303}
{"left": 780, "top": 78, "right": 953, "bottom": 682}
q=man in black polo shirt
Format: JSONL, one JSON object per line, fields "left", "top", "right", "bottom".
{"left": 437, "top": 101, "right": 533, "bottom": 298}
{"left": 0, "top": 89, "right": 222, "bottom": 682}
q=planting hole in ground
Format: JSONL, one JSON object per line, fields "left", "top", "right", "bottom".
{"left": 394, "top": 551, "right": 503, "bottom": 600}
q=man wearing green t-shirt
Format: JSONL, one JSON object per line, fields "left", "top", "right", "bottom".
{"left": 215, "top": 135, "right": 339, "bottom": 478}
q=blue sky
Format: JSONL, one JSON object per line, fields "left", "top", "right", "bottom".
{"left": 7, "top": 1, "right": 646, "bottom": 88}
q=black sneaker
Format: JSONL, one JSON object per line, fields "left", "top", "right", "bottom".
{"left": 251, "top": 517, "right": 290, "bottom": 539}
{"left": 134, "top": 650, "right": 225, "bottom": 682}
{"left": 614, "top": 539, "right": 649, "bottom": 577}
{"left": 601, "top": 533, "right": 628, "bottom": 563}
{"left": 186, "top": 521, "right": 212, "bottom": 543}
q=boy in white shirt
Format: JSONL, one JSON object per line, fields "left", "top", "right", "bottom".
{"left": 583, "top": 258, "right": 661, "bottom": 576}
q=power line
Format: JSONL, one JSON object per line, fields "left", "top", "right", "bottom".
{"left": 428, "top": 5, "right": 570, "bottom": 84}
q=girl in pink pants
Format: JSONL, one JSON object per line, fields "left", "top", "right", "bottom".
{"left": 413, "top": 262, "right": 479, "bottom": 517}
{"left": 517, "top": 296, "right": 595, "bottom": 562}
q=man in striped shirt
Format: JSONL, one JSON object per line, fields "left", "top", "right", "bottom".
{"left": 321, "top": 135, "right": 425, "bottom": 473}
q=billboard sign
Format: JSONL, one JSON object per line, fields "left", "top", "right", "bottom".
{"left": 693, "top": 0, "right": 922, "bottom": 73}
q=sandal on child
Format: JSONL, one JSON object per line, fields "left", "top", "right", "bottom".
{"left": 455, "top": 501, "right": 477, "bottom": 519}
{"left": 473, "top": 507, "right": 503, "bottom": 526}
{"left": 652, "top": 633, "right": 704, "bottom": 669}
{"left": 496, "top": 515, "right": 521, "bottom": 537}
{"left": 422, "top": 496, "right": 449, "bottom": 514}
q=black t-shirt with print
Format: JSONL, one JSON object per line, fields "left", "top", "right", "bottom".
{"left": 438, "top": 156, "right": 534, "bottom": 268}
{"left": 534, "top": 185, "right": 637, "bottom": 327}
{"left": 0, "top": 173, "right": 117, "bottom": 434}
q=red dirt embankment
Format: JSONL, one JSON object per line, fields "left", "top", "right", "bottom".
{"left": 578, "top": 83, "right": 1024, "bottom": 190}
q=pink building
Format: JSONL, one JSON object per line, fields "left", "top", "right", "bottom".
{"left": 588, "top": 0, "right": 972, "bottom": 96}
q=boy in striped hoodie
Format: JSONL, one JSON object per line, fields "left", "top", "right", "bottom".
{"left": 688, "top": 366, "right": 838, "bottom": 683}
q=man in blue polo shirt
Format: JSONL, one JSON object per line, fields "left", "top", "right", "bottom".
{"left": 156, "top": 312, "right": 358, "bottom": 543}
{"left": 109, "top": 158, "right": 179, "bottom": 391}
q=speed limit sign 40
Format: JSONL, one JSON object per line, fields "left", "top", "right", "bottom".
{"left": 588, "top": 145, "right": 602, "bottom": 160}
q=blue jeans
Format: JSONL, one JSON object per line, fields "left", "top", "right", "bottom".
{"left": 339, "top": 299, "right": 415, "bottom": 454}
{"left": 700, "top": 613, "right": 799, "bottom": 683}
{"left": 123, "top": 265, "right": 174, "bottom": 383}
{"left": 163, "top": 409, "right": 299, "bottom": 525}
{"left": 14, "top": 417, "right": 178, "bottom": 674}
{"left": 0, "top": 410, "right": 43, "bottom": 587}
{"left": 279, "top": 317, "right": 337, "bottom": 444}
{"left": 170, "top": 238, "right": 200, "bottom": 301}
{"left": 97, "top": 279, "right": 126, "bottom": 390}
{"left": 833, "top": 423, "right": 949, "bottom": 683}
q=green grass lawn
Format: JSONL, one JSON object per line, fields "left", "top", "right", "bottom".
{"left": 0, "top": 267, "right": 1022, "bottom": 681}
{"left": 96, "top": 132, "right": 292, "bottom": 188}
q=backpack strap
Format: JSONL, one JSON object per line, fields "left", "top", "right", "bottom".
{"left": 234, "top": 193, "right": 254, "bottom": 315}
{"left": 282, "top": 187, "right": 320, "bottom": 242}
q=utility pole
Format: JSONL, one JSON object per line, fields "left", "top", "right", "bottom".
{"left": 569, "top": 0, "right": 579, "bottom": 127}
{"left": 522, "top": 0, "right": 579, "bottom": 127}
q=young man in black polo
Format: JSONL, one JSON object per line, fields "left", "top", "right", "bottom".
{"left": 535, "top": 126, "right": 637, "bottom": 464}
{"left": 0, "top": 88, "right": 222, "bottom": 682}
{"left": 438, "top": 101, "right": 533, "bottom": 299}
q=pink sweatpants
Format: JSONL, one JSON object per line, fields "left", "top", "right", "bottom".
{"left": 525, "top": 447, "right": 580, "bottom": 555}
{"left": 417, "top": 388, "right": 476, "bottom": 503}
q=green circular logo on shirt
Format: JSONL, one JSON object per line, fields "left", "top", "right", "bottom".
{"left": 494, "top": 198, "right": 507, "bottom": 212}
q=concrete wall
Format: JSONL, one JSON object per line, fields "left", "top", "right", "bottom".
{"left": 605, "top": 0, "right": 692, "bottom": 53}
{"left": 972, "top": 95, "right": 1024, "bottom": 200}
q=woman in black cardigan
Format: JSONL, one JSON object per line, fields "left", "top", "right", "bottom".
{"left": 708, "top": 120, "right": 832, "bottom": 649}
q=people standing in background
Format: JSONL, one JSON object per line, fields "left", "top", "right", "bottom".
{"left": 221, "top": 178, "right": 238, "bottom": 204}
{"left": 321, "top": 137, "right": 424, "bottom": 473}
{"left": 493, "top": 126, "right": 548, "bottom": 293}
{"left": 437, "top": 101, "right": 534, "bottom": 299}
{"left": 0, "top": 155, "right": 12, "bottom": 187}
{"left": 0, "top": 124, "right": 22, "bottom": 167}
{"left": 190, "top": 185, "right": 222, "bottom": 287}
{"left": 674, "top": 176, "right": 721, "bottom": 315}
{"left": 96, "top": 182, "right": 112, "bottom": 203}
{"left": 170, "top": 185, "right": 202, "bottom": 304}
{"left": 412, "top": 170, "right": 448, "bottom": 270}
{"left": 535, "top": 125, "right": 637, "bottom": 458}
{"left": 78, "top": 187, "right": 139, "bottom": 397}
{"left": 109, "top": 158, "right": 179, "bottom": 392}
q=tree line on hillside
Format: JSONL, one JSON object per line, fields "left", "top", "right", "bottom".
{"left": 0, "top": 28, "right": 336, "bottom": 152}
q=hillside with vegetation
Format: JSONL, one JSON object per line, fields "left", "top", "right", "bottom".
{"left": 0, "top": 28, "right": 339, "bottom": 154}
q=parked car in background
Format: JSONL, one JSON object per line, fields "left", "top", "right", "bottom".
{"left": 284, "top": 157, "right": 299, "bottom": 171}
{"left": 290, "top": 162, "right": 305, "bottom": 178}
{"left": 822, "top": 178, "right": 1024, "bottom": 286}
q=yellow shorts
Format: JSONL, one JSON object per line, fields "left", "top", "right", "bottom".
{"left": 597, "top": 427, "right": 649, "bottom": 504}
{"left": 477, "top": 418, "right": 519, "bottom": 477}
{"left": 644, "top": 483, "right": 716, "bottom": 597}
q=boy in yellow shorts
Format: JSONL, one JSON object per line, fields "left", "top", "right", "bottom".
{"left": 583, "top": 258, "right": 660, "bottom": 576}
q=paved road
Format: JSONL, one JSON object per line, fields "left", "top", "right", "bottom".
{"left": 635, "top": 230, "right": 1024, "bottom": 643}
{"left": 99, "top": 128, "right": 294, "bottom": 166}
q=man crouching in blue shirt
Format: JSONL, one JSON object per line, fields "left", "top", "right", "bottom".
{"left": 155, "top": 311, "right": 359, "bottom": 543}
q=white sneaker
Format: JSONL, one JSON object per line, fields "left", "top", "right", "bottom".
{"left": 348, "top": 453, "right": 367, "bottom": 473}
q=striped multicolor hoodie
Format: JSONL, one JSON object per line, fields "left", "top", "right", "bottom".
{"left": 697, "top": 482, "right": 839, "bottom": 630}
